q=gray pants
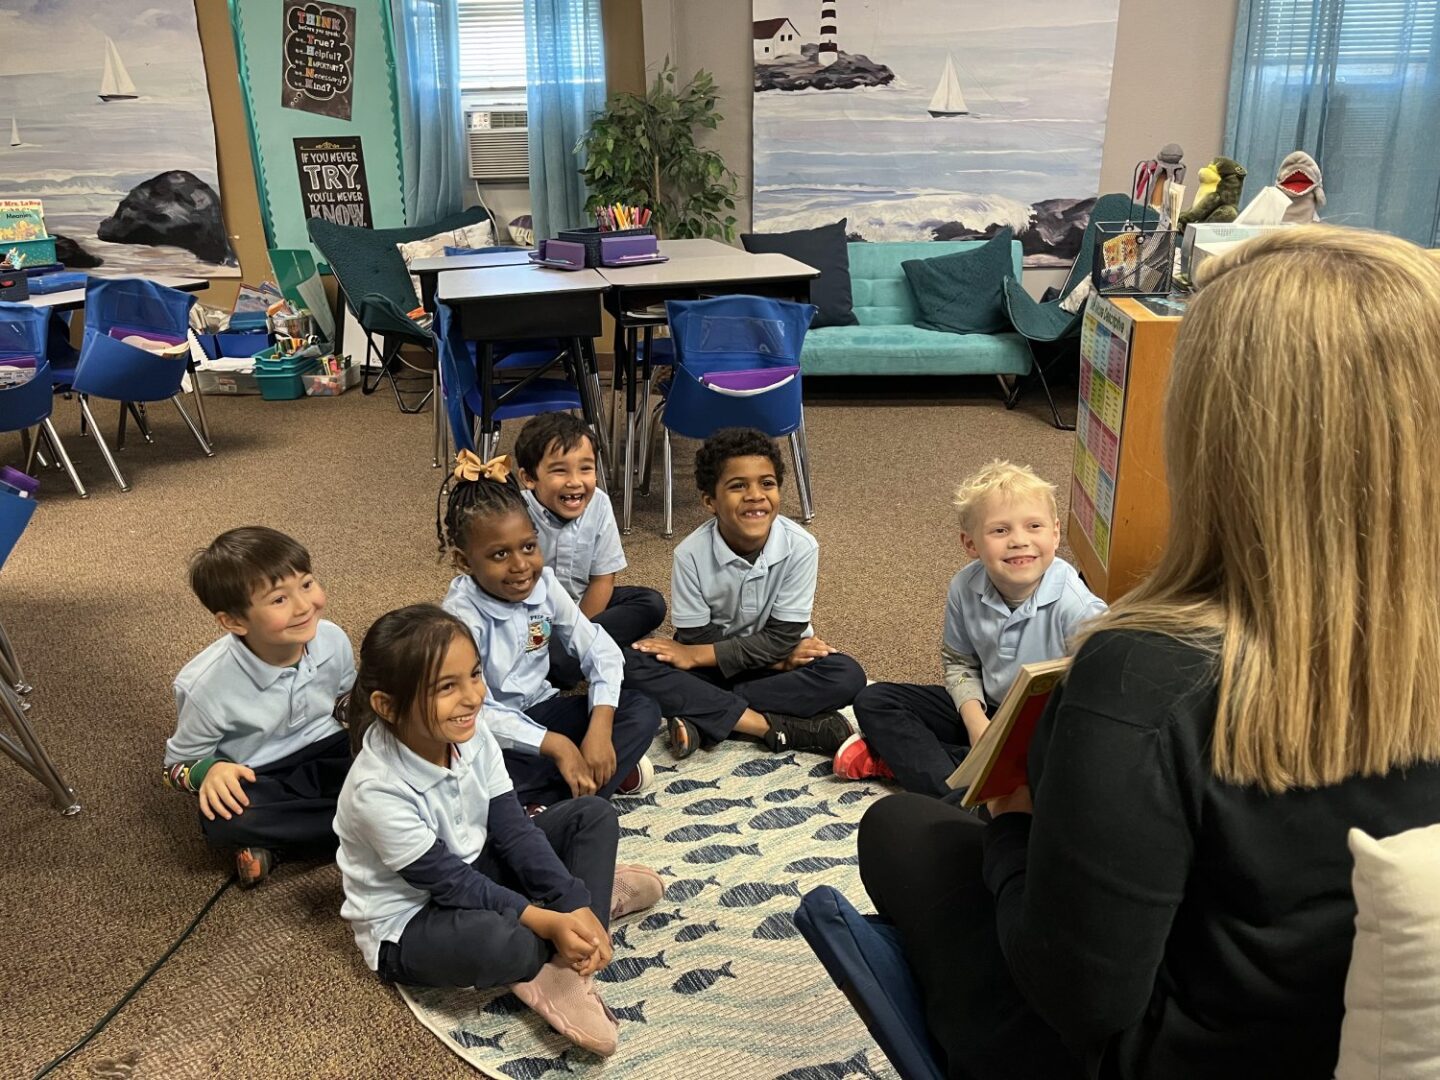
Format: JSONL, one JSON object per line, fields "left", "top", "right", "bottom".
{"left": 376, "top": 797, "right": 618, "bottom": 989}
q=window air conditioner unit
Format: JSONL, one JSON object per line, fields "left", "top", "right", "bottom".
{"left": 467, "top": 108, "right": 529, "bottom": 182}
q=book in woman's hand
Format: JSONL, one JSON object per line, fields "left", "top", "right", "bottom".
{"left": 946, "top": 658, "right": 1069, "bottom": 808}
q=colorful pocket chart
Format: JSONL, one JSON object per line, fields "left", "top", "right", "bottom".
{"left": 1072, "top": 295, "right": 1133, "bottom": 570}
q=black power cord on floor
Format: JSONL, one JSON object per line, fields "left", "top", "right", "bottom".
{"left": 32, "top": 874, "right": 236, "bottom": 1080}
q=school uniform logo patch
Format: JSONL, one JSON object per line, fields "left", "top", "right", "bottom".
{"left": 526, "top": 616, "right": 551, "bottom": 651}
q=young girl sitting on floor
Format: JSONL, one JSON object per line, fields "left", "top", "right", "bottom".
{"left": 437, "top": 452, "right": 660, "bottom": 808}
{"left": 334, "top": 604, "right": 663, "bottom": 1058}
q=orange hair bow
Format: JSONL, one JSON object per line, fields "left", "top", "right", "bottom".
{"left": 452, "top": 449, "right": 512, "bottom": 485}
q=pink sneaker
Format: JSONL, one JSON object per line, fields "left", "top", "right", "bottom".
{"left": 510, "top": 958, "right": 618, "bottom": 1057}
{"left": 832, "top": 733, "right": 895, "bottom": 781}
{"left": 611, "top": 864, "right": 664, "bottom": 919}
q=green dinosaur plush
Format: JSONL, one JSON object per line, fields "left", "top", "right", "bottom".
{"left": 1178, "top": 157, "right": 1248, "bottom": 229}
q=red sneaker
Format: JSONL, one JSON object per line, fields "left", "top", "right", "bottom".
{"left": 832, "top": 733, "right": 895, "bottom": 781}
{"left": 616, "top": 755, "right": 654, "bottom": 796}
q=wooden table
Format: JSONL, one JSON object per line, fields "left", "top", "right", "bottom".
{"left": 1066, "top": 295, "right": 1183, "bottom": 603}
{"left": 595, "top": 243, "right": 819, "bottom": 532}
{"left": 435, "top": 265, "right": 611, "bottom": 464}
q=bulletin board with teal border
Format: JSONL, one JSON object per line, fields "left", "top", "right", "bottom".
{"left": 228, "top": 0, "right": 406, "bottom": 260}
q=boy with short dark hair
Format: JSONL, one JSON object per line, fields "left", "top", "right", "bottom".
{"left": 514, "top": 413, "right": 665, "bottom": 688}
{"left": 164, "top": 526, "right": 355, "bottom": 886}
{"left": 629, "top": 427, "right": 866, "bottom": 757}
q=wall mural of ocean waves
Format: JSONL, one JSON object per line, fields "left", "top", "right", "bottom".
{"left": 0, "top": 0, "right": 239, "bottom": 277}
{"left": 752, "top": 0, "right": 1120, "bottom": 266}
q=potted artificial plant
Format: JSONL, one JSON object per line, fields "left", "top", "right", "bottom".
{"left": 578, "top": 61, "right": 739, "bottom": 241}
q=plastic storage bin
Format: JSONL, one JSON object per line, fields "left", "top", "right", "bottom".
{"left": 194, "top": 368, "right": 261, "bottom": 395}
{"left": 253, "top": 347, "right": 321, "bottom": 401}
{"left": 302, "top": 364, "right": 360, "bottom": 397}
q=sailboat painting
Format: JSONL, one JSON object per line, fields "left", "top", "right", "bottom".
{"left": 98, "top": 37, "right": 139, "bottom": 102}
{"left": 753, "top": 0, "right": 1121, "bottom": 265}
{"left": 0, "top": 0, "right": 237, "bottom": 277}
{"left": 928, "top": 55, "right": 968, "bottom": 118}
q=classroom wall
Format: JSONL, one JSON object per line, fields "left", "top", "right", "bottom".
{"left": 193, "top": 0, "right": 647, "bottom": 295}
{"left": 636, "top": 0, "right": 1240, "bottom": 290}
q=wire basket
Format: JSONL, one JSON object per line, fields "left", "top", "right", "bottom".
{"left": 1091, "top": 221, "right": 1176, "bottom": 298}
{"left": 556, "top": 226, "right": 654, "bottom": 267}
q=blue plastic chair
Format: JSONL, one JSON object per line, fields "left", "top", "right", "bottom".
{"left": 658, "top": 295, "right": 818, "bottom": 536}
{"left": 0, "top": 303, "right": 85, "bottom": 498}
{"left": 796, "top": 886, "right": 946, "bottom": 1080}
{"left": 433, "top": 298, "right": 585, "bottom": 460}
{"left": 69, "top": 277, "right": 212, "bottom": 492}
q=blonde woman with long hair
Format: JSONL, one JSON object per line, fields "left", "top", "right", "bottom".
{"left": 855, "top": 225, "right": 1440, "bottom": 1080}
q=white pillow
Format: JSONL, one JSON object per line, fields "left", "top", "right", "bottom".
{"left": 1335, "top": 823, "right": 1440, "bottom": 1080}
{"left": 395, "top": 220, "right": 495, "bottom": 300}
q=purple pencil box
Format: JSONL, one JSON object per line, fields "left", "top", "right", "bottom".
{"left": 529, "top": 240, "right": 587, "bottom": 270}
{"left": 599, "top": 234, "right": 664, "bottom": 266}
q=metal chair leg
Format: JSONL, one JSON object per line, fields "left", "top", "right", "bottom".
{"left": 432, "top": 371, "right": 444, "bottom": 468}
{"left": 662, "top": 428, "right": 674, "bottom": 538}
{"left": 132, "top": 402, "right": 153, "bottom": 443}
{"left": 116, "top": 401, "right": 128, "bottom": 450}
{"left": 0, "top": 680, "right": 80, "bottom": 815}
{"left": 0, "top": 616, "right": 31, "bottom": 695}
{"left": 79, "top": 398, "right": 129, "bottom": 491}
{"left": 795, "top": 410, "right": 817, "bottom": 517}
{"left": 790, "top": 431, "right": 815, "bottom": 524}
{"left": 171, "top": 396, "right": 215, "bottom": 456}
{"left": 40, "top": 420, "right": 86, "bottom": 498}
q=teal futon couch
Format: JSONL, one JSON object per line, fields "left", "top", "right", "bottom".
{"left": 799, "top": 240, "right": 1032, "bottom": 378}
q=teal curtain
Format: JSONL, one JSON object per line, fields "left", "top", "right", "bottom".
{"left": 1225, "top": 0, "right": 1440, "bottom": 245}
{"left": 524, "top": 0, "right": 606, "bottom": 242}
{"left": 391, "top": 0, "right": 466, "bottom": 226}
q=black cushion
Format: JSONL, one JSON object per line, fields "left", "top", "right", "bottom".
{"left": 741, "top": 219, "right": 858, "bottom": 328}
{"left": 901, "top": 228, "right": 1014, "bottom": 335}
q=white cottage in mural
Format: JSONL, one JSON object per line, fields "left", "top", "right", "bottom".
{"left": 753, "top": 18, "right": 802, "bottom": 62}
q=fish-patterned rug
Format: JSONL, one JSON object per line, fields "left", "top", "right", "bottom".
{"left": 399, "top": 730, "right": 901, "bottom": 1079}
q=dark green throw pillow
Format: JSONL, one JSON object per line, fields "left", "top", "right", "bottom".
{"left": 902, "top": 228, "right": 1015, "bottom": 334}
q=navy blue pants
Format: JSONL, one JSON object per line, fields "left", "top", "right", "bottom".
{"left": 197, "top": 731, "right": 350, "bottom": 855}
{"left": 855, "top": 682, "right": 973, "bottom": 798}
{"left": 548, "top": 584, "right": 666, "bottom": 689}
{"left": 503, "top": 688, "right": 660, "bottom": 806}
{"left": 622, "top": 649, "right": 867, "bottom": 746}
{"left": 377, "top": 796, "right": 618, "bottom": 989}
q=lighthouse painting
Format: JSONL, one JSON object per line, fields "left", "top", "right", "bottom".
{"left": 752, "top": 0, "right": 1121, "bottom": 265}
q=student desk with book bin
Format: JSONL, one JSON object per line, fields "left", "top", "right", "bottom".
{"left": 20, "top": 276, "right": 214, "bottom": 446}
{"left": 596, "top": 239, "right": 820, "bottom": 533}
{"left": 435, "top": 265, "right": 611, "bottom": 463}
{"left": 1067, "top": 294, "right": 1184, "bottom": 603}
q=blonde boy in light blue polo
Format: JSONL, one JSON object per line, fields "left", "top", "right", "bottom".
{"left": 844, "top": 461, "right": 1106, "bottom": 795}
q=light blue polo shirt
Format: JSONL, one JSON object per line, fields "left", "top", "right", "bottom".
{"left": 442, "top": 567, "right": 624, "bottom": 754}
{"left": 671, "top": 515, "right": 817, "bottom": 638}
{"left": 522, "top": 489, "right": 626, "bottom": 603}
{"left": 944, "top": 557, "right": 1106, "bottom": 707}
{"left": 334, "top": 718, "right": 515, "bottom": 971}
{"left": 166, "top": 619, "right": 355, "bottom": 769}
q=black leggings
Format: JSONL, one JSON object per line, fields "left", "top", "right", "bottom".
{"left": 857, "top": 793, "right": 1081, "bottom": 1080}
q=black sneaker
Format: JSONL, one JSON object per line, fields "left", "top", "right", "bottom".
{"left": 761, "top": 711, "right": 852, "bottom": 755}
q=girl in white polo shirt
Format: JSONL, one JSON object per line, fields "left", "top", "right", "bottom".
{"left": 334, "top": 604, "right": 663, "bottom": 1057}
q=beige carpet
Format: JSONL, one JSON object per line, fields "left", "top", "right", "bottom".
{"left": 0, "top": 376, "right": 1072, "bottom": 1078}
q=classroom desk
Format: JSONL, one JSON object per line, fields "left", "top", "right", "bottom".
{"left": 20, "top": 276, "right": 215, "bottom": 444}
{"left": 411, "top": 250, "right": 536, "bottom": 312}
{"left": 595, "top": 245, "right": 819, "bottom": 533}
{"left": 435, "top": 265, "right": 611, "bottom": 463}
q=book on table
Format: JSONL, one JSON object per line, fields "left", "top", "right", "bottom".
{"left": 945, "top": 657, "right": 1069, "bottom": 808}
